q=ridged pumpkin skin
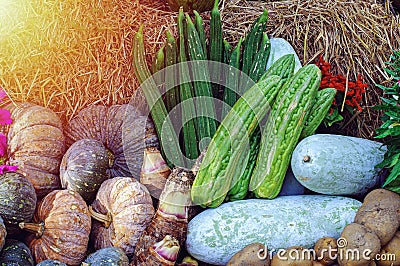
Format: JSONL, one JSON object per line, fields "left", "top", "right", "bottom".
{"left": 65, "top": 104, "right": 148, "bottom": 180}
{"left": 3, "top": 102, "right": 65, "bottom": 198}
{"left": 0, "top": 216, "right": 5, "bottom": 251}
{"left": 0, "top": 239, "right": 34, "bottom": 266}
{"left": 24, "top": 190, "right": 91, "bottom": 265}
{"left": 90, "top": 177, "right": 155, "bottom": 257}
{"left": 60, "top": 138, "right": 112, "bottom": 203}
{"left": 0, "top": 172, "right": 36, "bottom": 235}
{"left": 36, "top": 260, "right": 67, "bottom": 266}
{"left": 84, "top": 247, "right": 129, "bottom": 265}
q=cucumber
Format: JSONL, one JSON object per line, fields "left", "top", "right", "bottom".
{"left": 291, "top": 134, "right": 387, "bottom": 196}
{"left": 186, "top": 195, "right": 362, "bottom": 265}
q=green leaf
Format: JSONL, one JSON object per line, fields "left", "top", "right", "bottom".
{"left": 383, "top": 160, "right": 400, "bottom": 189}
{"left": 323, "top": 108, "right": 343, "bottom": 127}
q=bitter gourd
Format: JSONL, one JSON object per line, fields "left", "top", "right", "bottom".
{"left": 249, "top": 64, "right": 322, "bottom": 199}
{"left": 300, "top": 87, "right": 337, "bottom": 139}
{"left": 191, "top": 75, "right": 282, "bottom": 208}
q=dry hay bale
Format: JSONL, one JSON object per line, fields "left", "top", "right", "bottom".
{"left": 0, "top": 0, "right": 176, "bottom": 121}
{"left": 0, "top": 0, "right": 399, "bottom": 138}
{"left": 221, "top": 0, "right": 400, "bottom": 139}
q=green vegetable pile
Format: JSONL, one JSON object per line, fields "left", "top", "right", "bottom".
{"left": 132, "top": 1, "right": 337, "bottom": 207}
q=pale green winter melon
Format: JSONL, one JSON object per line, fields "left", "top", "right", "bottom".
{"left": 186, "top": 195, "right": 361, "bottom": 265}
{"left": 265, "top": 38, "right": 302, "bottom": 73}
{"left": 291, "top": 134, "right": 386, "bottom": 196}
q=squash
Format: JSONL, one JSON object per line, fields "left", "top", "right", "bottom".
{"left": 186, "top": 195, "right": 361, "bottom": 265}
{"left": 291, "top": 134, "right": 387, "bottom": 196}
{"left": 0, "top": 172, "right": 36, "bottom": 235}
{"left": 0, "top": 239, "right": 34, "bottom": 266}
{"left": 36, "top": 260, "right": 67, "bottom": 266}
{"left": 19, "top": 190, "right": 91, "bottom": 265}
{"left": 65, "top": 104, "right": 149, "bottom": 180}
{"left": 83, "top": 247, "right": 129, "bottom": 265}
{"left": 2, "top": 102, "right": 65, "bottom": 198}
{"left": 60, "top": 138, "right": 113, "bottom": 202}
{"left": 90, "top": 177, "right": 155, "bottom": 257}
{"left": 0, "top": 216, "right": 5, "bottom": 251}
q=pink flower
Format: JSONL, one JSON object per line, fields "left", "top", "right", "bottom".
{"left": 0, "top": 165, "right": 18, "bottom": 174}
{"left": 0, "top": 89, "right": 7, "bottom": 101}
{"left": 0, "top": 109, "right": 12, "bottom": 125}
{"left": 0, "top": 133, "right": 6, "bottom": 157}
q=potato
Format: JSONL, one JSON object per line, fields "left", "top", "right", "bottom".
{"left": 354, "top": 189, "right": 400, "bottom": 245}
{"left": 314, "top": 237, "right": 338, "bottom": 266}
{"left": 271, "top": 246, "right": 313, "bottom": 266}
{"left": 227, "top": 242, "right": 270, "bottom": 266}
{"left": 376, "top": 231, "right": 400, "bottom": 266}
{"left": 337, "top": 223, "right": 381, "bottom": 266}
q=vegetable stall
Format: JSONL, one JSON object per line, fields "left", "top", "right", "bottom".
{"left": 0, "top": 0, "right": 399, "bottom": 265}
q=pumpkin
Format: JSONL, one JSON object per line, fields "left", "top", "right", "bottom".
{"left": 90, "top": 176, "right": 155, "bottom": 257}
{"left": 83, "top": 247, "right": 129, "bottom": 265}
{"left": 65, "top": 104, "right": 148, "bottom": 180}
{"left": 19, "top": 190, "right": 91, "bottom": 265}
{"left": 0, "top": 239, "right": 34, "bottom": 266}
{"left": 0, "top": 172, "right": 36, "bottom": 235}
{"left": 60, "top": 138, "right": 113, "bottom": 202}
{"left": 2, "top": 102, "right": 65, "bottom": 198}
{"left": 0, "top": 216, "right": 6, "bottom": 251}
{"left": 36, "top": 260, "right": 67, "bottom": 266}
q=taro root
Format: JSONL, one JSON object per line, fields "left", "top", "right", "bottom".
{"left": 134, "top": 235, "right": 180, "bottom": 266}
{"left": 134, "top": 168, "right": 194, "bottom": 264}
{"left": 3, "top": 102, "right": 65, "bottom": 198}
{"left": 20, "top": 190, "right": 91, "bottom": 265}
{"left": 90, "top": 177, "right": 155, "bottom": 257}
{"left": 140, "top": 120, "right": 171, "bottom": 199}
{"left": 271, "top": 246, "right": 313, "bottom": 266}
{"left": 376, "top": 231, "right": 400, "bottom": 266}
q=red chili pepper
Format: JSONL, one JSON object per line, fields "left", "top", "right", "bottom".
{"left": 316, "top": 55, "right": 367, "bottom": 112}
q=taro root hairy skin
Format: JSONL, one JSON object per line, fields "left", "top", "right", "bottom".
{"left": 354, "top": 189, "right": 400, "bottom": 245}
{"left": 227, "top": 242, "right": 270, "bottom": 266}
{"left": 271, "top": 246, "right": 313, "bottom": 266}
{"left": 337, "top": 223, "right": 381, "bottom": 266}
{"left": 376, "top": 231, "right": 400, "bottom": 266}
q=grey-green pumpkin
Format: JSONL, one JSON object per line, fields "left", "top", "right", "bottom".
{"left": 60, "top": 138, "right": 112, "bottom": 202}
{"left": 0, "top": 239, "right": 34, "bottom": 266}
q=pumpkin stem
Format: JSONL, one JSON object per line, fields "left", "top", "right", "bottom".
{"left": 89, "top": 206, "right": 112, "bottom": 228}
{"left": 19, "top": 221, "right": 45, "bottom": 238}
{"left": 106, "top": 149, "right": 115, "bottom": 168}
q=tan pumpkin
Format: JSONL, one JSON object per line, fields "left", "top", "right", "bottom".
{"left": 90, "top": 176, "right": 155, "bottom": 257}
{"left": 3, "top": 102, "right": 65, "bottom": 198}
{"left": 0, "top": 216, "right": 6, "bottom": 251}
{"left": 19, "top": 190, "right": 91, "bottom": 265}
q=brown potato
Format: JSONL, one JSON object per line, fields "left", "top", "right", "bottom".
{"left": 376, "top": 231, "right": 400, "bottom": 266}
{"left": 337, "top": 223, "right": 381, "bottom": 266}
{"left": 271, "top": 246, "right": 313, "bottom": 266}
{"left": 314, "top": 237, "right": 338, "bottom": 266}
{"left": 354, "top": 189, "right": 400, "bottom": 245}
{"left": 227, "top": 242, "right": 270, "bottom": 266}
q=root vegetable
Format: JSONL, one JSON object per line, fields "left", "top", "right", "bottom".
{"left": 271, "top": 246, "right": 313, "bottom": 266}
{"left": 313, "top": 237, "right": 338, "bottom": 266}
{"left": 354, "top": 189, "right": 400, "bottom": 245}
{"left": 227, "top": 242, "right": 270, "bottom": 266}
{"left": 376, "top": 231, "right": 400, "bottom": 266}
{"left": 337, "top": 223, "right": 381, "bottom": 266}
